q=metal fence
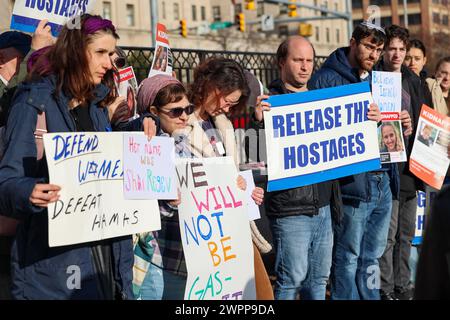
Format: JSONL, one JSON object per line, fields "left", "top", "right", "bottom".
{"left": 121, "top": 47, "right": 327, "bottom": 128}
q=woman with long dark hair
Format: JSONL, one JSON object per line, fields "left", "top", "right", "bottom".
{"left": 0, "top": 15, "right": 140, "bottom": 300}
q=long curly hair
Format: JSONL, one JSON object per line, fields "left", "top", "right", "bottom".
{"left": 189, "top": 57, "right": 249, "bottom": 116}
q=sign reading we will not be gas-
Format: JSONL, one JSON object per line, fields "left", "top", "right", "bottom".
{"left": 123, "top": 133, "right": 177, "bottom": 200}
{"left": 176, "top": 157, "right": 256, "bottom": 300}
{"left": 10, "top": 0, "right": 97, "bottom": 36}
{"left": 43, "top": 132, "right": 160, "bottom": 247}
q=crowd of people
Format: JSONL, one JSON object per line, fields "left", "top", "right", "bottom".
{"left": 0, "top": 14, "right": 449, "bottom": 300}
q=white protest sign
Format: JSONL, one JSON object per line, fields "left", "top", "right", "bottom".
{"left": 44, "top": 132, "right": 161, "bottom": 247}
{"left": 10, "top": 0, "right": 96, "bottom": 36}
{"left": 176, "top": 157, "right": 256, "bottom": 300}
{"left": 410, "top": 105, "right": 450, "bottom": 190}
{"left": 372, "top": 71, "right": 402, "bottom": 113}
{"left": 239, "top": 170, "right": 261, "bottom": 221}
{"left": 123, "top": 133, "right": 177, "bottom": 200}
{"left": 264, "top": 82, "right": 381, "bottom": 192}
{"left": 148, "top": 23, "right": 173, "bottom": 78}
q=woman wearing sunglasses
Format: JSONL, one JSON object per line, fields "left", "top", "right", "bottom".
{"left": 132, "top": 74, "right": 194, "bottom": 300}
{"left": 182, "top": 57, "right": 273, "bottom": 299}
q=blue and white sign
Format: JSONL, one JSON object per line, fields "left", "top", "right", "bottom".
{"left": 264, "top": 82, "right": 381, "bottom": 192}
{"left": 10, "top": 0, "right": 96, "bottom": 36}
{"left": 372, "top": 71, "right": 402, "bottom": 113}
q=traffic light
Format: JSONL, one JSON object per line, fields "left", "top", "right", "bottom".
{"left": 237, "top": 13, "right": 245, "bottom": 32}
{"left": 245, "top": 0, "right": 255, "bottom": 10}
{"left": 299, "top": 23, "right": 313, "bottom": 37}
{"left": 179, "top": 19, "right": 187, "bottom": 37}
{"left": 288, "top": 0, "right": 297, "bottom": 18}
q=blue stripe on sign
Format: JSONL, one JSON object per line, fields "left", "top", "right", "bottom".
{"left": 267, "top": 157, "right": 381, "bottom": 192}
{"left": 11, "top": 15, "right": 62, "bottom": 37}
{"left": 267, "top": 82, "right": 371, "bottom": 108}
{"left": 412, "top": 236, "right": 422, "bottom": 246}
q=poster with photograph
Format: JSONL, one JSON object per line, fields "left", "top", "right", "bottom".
{"left": 115, "top": 66, "right": 139, "bottom": 121}
{"left": 372, "top": 71, "right": 407, "bottom": 163}
{"left": 410, "top": 105, "right": 450, "bottom": 190}
{"left": 377, "top": 112, "right": 407, "bottom": 163}
{"left": 148, "top": 23, "right": 173, "bottom": 78}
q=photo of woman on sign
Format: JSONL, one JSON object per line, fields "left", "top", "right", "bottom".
{"left": 379, "top": 122, "right": 404, "bottom": 153}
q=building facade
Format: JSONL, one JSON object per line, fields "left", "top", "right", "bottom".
{"left": 1, "top": 0, "right": 350, "bottom": 55}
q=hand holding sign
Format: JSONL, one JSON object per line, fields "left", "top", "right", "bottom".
{"left": 255, "top": 94, "right": 271, "bottom": 122}
{"left": 29, "top": 183, "right": 61, "bottom": 208}
{"left": 367, "top": 103, "right": 382, "bottom": 123}
{"left": 31, "top": 19, "right": 54, "bottom": 50}
{"left": 400, "top": 109, "right": 413, "bottom": 137}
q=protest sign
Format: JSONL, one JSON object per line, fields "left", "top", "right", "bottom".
{"left": 372, "top": 71, "right": 406, "bottom": 164}
{"left": 10, "top": 0, "right": 96, "bottom": 36}
{"left": 43, "top": 132, "right": 161, "bottom": 247}
{"left": 377, "top": 113, "right": 407, "bottom": 163}
{"left": 123, "top": 133, "right": 177, "bottom": 200}
{"left": 372, "top": 71, "right": 402, "bottom": 113}
{"left": 239, "top": 170, "right": 261, "bottom": 221}
{"left": 176, "top": 157, "right": 256, "bottom": 300}
{"left": 264, "top": 82, "right": 381, "bottom": 192}
{"left": 148, "top": 23, "right": 173, "bottom": 78}
{"left": 410, "top": 105, "right": 450, "bottom": 190}
{"left": 115, "top": 66, "right": 139, "bottom": 121}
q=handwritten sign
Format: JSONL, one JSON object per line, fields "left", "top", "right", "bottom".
{"left": 43, "top": 132, "right": 161, "bottom": 247}
{"left": 372, "top": 71, "right": 402, "bottom": 113}
{"left": 10, "top": 0, "right": 97, "bottom": 36}
{"left": 176, "top": 157, "right": 256, "bottom": 300}
{"left": 264, "top": 82, "right": 381, "bottom": 192}
{"left": 123, "top": 133, "right": 177, "bottom": 200}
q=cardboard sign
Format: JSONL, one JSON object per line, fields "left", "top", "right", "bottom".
{"left": 123, "top": 133, "right": 177, "bottom": 200}
{"left": 43, "top": 132, "right": 161, "bottom": 247}
{"left": 176, "top": 157, "right": 256, "bottom": 300}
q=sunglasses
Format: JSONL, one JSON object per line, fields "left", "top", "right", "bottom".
{"left": 159, "top": 104, "right": 195, "bottom": 118}
{"left": 114, "top": 57, "right": 126, "bottom": 69}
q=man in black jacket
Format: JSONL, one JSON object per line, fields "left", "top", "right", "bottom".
{"left": 377, "top": 25, "right": 427, "bottom": 301}
{"left": 250, "top": 36, "right": 342, "bottom": 300}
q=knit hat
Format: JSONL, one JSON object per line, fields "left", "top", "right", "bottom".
{"left": 137, "top": 74, "right": 182, "bottom": 115}
{"left": 0, "top": 31, "right": 32, "bottom": 57}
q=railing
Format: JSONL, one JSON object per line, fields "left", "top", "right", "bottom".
{"left": 121, "top": 47, "right": 327, "bottom": 128}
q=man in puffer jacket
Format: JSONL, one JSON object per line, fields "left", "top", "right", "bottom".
{"left": 308, "top": 22, "right": 411, "bottom": 300}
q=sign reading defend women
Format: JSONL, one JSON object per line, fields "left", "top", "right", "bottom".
{"left": 11, "top": 0, "right": 97, "bottom": 36}
{"left": 43, "top": 132, "right": 161, "bottom": 247}
{"left": 176, "top": 157, "right": 256, "bottom": 300}
{"left": 264, "top": 82, "right": 381, "bottom": 192}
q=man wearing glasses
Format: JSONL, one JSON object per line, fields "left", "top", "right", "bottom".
{"left": 308, "top": 22, "right": 393, "bottom": 300}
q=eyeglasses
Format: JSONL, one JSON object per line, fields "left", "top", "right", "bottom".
{"left": 159, "top": 104, "right": 195, "bottom": 118}
{"left": 113, "top": 57, "right": 126, "bottom": 69}
{"left": 222, "top": 96, "right": 240, "bottom": 107}
{"left": 359, "top": 41, "right": 384, "bottom": 55}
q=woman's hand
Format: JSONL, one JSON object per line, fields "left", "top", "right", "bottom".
{"left": 143, "top": 117, "right": 157, "bottom": 140}
{"left": 400, "top": 110, "right": 413, "bottom": 137}
{"left": 31, "top": 19, "right": 54, "bottom": 50}
{"left": 367, "top": 103, "right": 382, "bottom": 123}
{"left": 29, "top": 183, "right": 61, "bottom": 208}
{"left": 237, "top": 175, "right": 247, "bottom": 191}
{"left": 254, "top": 94, "right": 271, "bottom": 122}
{"left": 251, "top": 187, "right": 264, "bottom": 206}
